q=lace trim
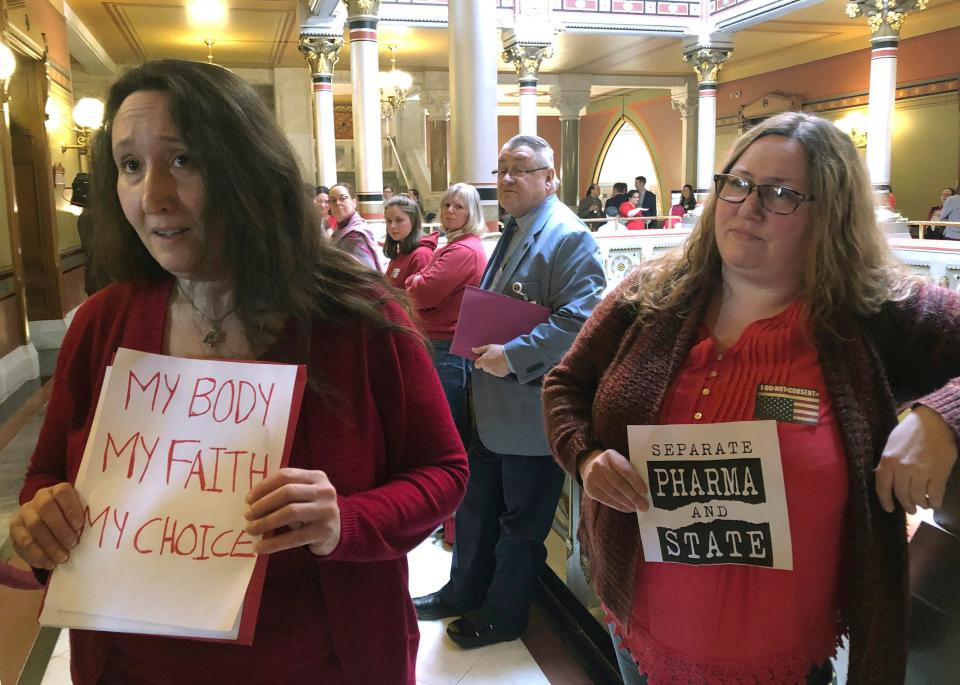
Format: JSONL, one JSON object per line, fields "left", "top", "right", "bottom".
{"left": 605, "top": 609, "right": 847, "bottom": 685}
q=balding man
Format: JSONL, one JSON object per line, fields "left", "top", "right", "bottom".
{"left": 414, "top": 135, "right": 606, "bottom": 649}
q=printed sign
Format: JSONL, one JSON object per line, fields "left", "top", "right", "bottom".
{"left": 40, "top": 348, "right": 305, "bottom": 641}
{"left": 628, "top": 421, "right": 792, "bottom": 570}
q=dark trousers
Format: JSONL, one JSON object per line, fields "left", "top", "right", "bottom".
{"left": 430, "top": 339, "right": 469, "bottom": 442}
{"left": 439, "top": 430, "right": 566, "bottom": 632}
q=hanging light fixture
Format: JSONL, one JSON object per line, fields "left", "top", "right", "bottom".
{"left": 0, "top": 43, "right": 15, "bottom": 82}
{"left": 379, "top": 45, "right": 412, "bottom": 117}
{"left": 187, "top": 0, "right": 228, "bottom": 63}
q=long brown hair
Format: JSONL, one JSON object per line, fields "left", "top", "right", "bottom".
{"left": 622, "top": 111, "right": 917, "bottom": 332}
{"left": 90, "top": 60, "right": 415, "bottom": 368}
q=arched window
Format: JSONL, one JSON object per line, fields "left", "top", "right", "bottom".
{"left": 596, "top": 118, "right": 660, "bottom": 201}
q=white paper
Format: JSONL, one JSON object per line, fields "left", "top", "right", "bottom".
{"left": 628, "top": 421, "right": 793, "bottom": 570}
{"left": 41, "top": 348, "right": 300, "bottom": 637}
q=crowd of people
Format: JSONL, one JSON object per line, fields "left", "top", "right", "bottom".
{"left": 7, "top": 58, "right": 960, "bottom": 685}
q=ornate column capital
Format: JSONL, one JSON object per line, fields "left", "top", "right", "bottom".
{"left": 845, "top": 0, "right": 926, "bottom": 35}
{"left": 502, "top": 43, "right": 554, "bottom": 81}
{"left": 681, "top": 33, "right": 734, "bottom": 84}
{"left": 344, "top": 0, "right": 380, "bottom": 18}
{"left": 421, "top": 90, "right": 450, "bottom": 121}
{"left": 549, "top": 87, "right": 590, "bottom": 121}
{"left": 298, "top": 35, "right": 344, "bottom": 75}
{"left": 670, "top": 85, "right": 697, "bottom": 118}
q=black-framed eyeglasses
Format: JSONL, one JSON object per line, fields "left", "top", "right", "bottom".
{"left": 713, "top": 173, "right": 814, "bottom": 216}
{"left": 329, "top": 194, "right": 353, "bottom": 204}
{"left": 491, "top": 166, "right": 549, "bottom": 180}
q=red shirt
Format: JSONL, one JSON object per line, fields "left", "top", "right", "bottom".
{"left": 619, "top": 201, "right": 646, "bottom": 230}
{"left": 386, "top": 237, "right": 437, "bottom": 290}
{"left": 611, "top": 302, "right": 847, "bottom": 683}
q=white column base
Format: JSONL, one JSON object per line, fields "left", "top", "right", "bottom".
{"left": 0, "top": 343, "right": 40, "bottom": 405}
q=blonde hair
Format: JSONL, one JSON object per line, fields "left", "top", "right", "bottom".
{"left": 440, "top": 183, "right": 486, "bottom": 242}
{"left": 623, "top": 111, "right": 918, "bottom": 332}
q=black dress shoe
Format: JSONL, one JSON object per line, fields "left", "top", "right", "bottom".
{"left": 412, "top": 592, "right": 462, "bottom": 621}
{"left": 446, "top": 614, "right": 521, "bottom": 650}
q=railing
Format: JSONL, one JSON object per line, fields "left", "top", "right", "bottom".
{"left": 907, "top": 220, "right": 960, "bottom": 240}
{"left": 581, "top": 215, "right": 689, "bottom": 230}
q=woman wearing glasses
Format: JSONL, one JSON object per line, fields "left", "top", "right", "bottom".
{"left": 542, "top": 111, "right": 959, "bottom": 684}
{"left": 329, "top": 183, "right": 381, "bottom": 271}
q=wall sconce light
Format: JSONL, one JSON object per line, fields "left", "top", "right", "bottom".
{"left": 834, "top": 111, "right": 869, "bottom": 150}
{"left": 61, "top": 97, "right": 105, "bottom": 161}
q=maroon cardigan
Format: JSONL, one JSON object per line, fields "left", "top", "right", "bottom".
{"left": 21, "top": 279, "right": 468, "bottom": 685}
{"left": 543, "top": 278, "right": 960, "bottom": 684}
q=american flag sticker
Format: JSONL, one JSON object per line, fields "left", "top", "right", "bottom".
{"left": 754, "top": 384, "right": 820, "bottom": 425}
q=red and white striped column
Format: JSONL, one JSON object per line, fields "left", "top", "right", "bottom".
{"left": 503, "top": 43, "right": 553, "bottom": 137}
{"left": 866, "top": 27, "right": 899, "bottom": 205}
{"left": 346, "top": 0, "right": 383, "bottom": 219}
{"left": 682, "top": 35, "right": 733, "bottom": 196}
{"left": 298, "top": 34, "right": 342, "bottom": 189}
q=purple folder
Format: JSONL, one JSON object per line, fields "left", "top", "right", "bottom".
{"left": 451, "top": 286, "right": 552, "bottom": 360}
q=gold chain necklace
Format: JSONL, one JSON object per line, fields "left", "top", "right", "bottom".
{"left": 176, "top": 281, "right": 237, "bottom": 347}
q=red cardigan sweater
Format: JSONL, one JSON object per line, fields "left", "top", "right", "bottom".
{"left": 405, "top": 234, "right": 487, "bottom": 340}
{"left": 543, "top": 277, "right": 960, "bottom": 684}
{"left": 21, "top": 279, "right": 468, "bottom": 685}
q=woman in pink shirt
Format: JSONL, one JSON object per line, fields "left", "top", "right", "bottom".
{"left": 406, "top": 183, "right": 488, "bottom": 440}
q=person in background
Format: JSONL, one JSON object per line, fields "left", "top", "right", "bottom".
{"left": 384, "top": 195, "right": 436, "bottom": 290}
{"left": 405, "top": 183, "right": 488, "bottom": 442}
{"left": 929, "top": 187, "right": 955, "bottom": 220}
{"left": 605, "top": 182, "right": 629, "bottom": 214}
{"left": 314, "top": 185, "right": 336, "bottom": 235}
{"left": 414, "top": 135, "right": 605, "bottom": 651}
{"left": 679, "top": 183, "right": 697, "bottom": 212}
{"left": 941, "top": 193, "right": 960, "bottom": 240}
{"left": 578, "top": 183, "right": 604, "bottom": 227}
{"left": 383, "top": 185, "right": 396, "bottom": 202}
{"left": 542, "top": 111, "right": 959, "bottom": 685}
{"left": 887, "top": 185, "right": 896, "bottom": 209}
{"left": 329, "top": 183, "right": 380, "bottom": 271}
{"left": 72, "top": 172, "right": 107, "bottom": 295}
{"left": 620, "top": 190, "right": 647, "bottom": 230}
{"left": 9, "top": 58, "right": 467, "bottom": 685}
{"left": 634, "top": 176, "right": 658, "bottom": 228}
{"left": 407, "top": 188, "right": 421, "bottom": 204}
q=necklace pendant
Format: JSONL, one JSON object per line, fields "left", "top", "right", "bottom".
{"left": 202, "top": 328, "right": 226, "bottom": 347}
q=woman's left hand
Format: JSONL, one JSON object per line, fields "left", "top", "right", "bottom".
{"left": 876, "top": 405, "right": 959, "bottom": 514}
{"left": 245, "top": 468, "right": 341, "bottom": 556}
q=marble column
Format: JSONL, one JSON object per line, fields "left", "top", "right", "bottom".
{"left": 682, "top": 35, "right": 733, "bottom": 196}
{"left": 549, "top": 78, "right": 591, "bottom": 209}
{"left": 503, "top": 43, "right": 553, "bottom": 136}
{"left": 298, "top": 34, "right": 343, "bottom": 189}
{"left": 670, "top": 82, "right": 698, "bottom": 195}
{"left": 845, "top": 0, "right": 926, "bottom": 206}
{"left": 422, "top": 90, "right": 450, "bottom": 192}
{"left": 449, "top": 0, "right": 499, "bottom": 228}
{"left": 345, "top": 0, "right": 383, "bottom": 219}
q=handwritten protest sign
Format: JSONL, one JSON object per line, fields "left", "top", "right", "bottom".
{"left": 628, "top": 421, "right": 792, "bottom": 570}
{"left": 40, "top": 348, "right": 305, "bottom": 641}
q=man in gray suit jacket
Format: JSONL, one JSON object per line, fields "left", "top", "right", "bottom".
{"left": 414, "top": 134, "right": 606, "bottom": 648}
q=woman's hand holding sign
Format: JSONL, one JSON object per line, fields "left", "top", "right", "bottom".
{"left": 876, "top": 405, "right": 958, "bottom": 515}
{"left": 10, "top": 483, "right": 85, "bottom": 570}
{"left": 245, "top": 468, "right": 341, "bottom": 556}
{"left": 578, "top": 448, "right": 649, "bottom": 513}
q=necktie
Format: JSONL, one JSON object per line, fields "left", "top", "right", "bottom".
{"left": 483, "top": 219, "right": 518, "bottom": 290}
